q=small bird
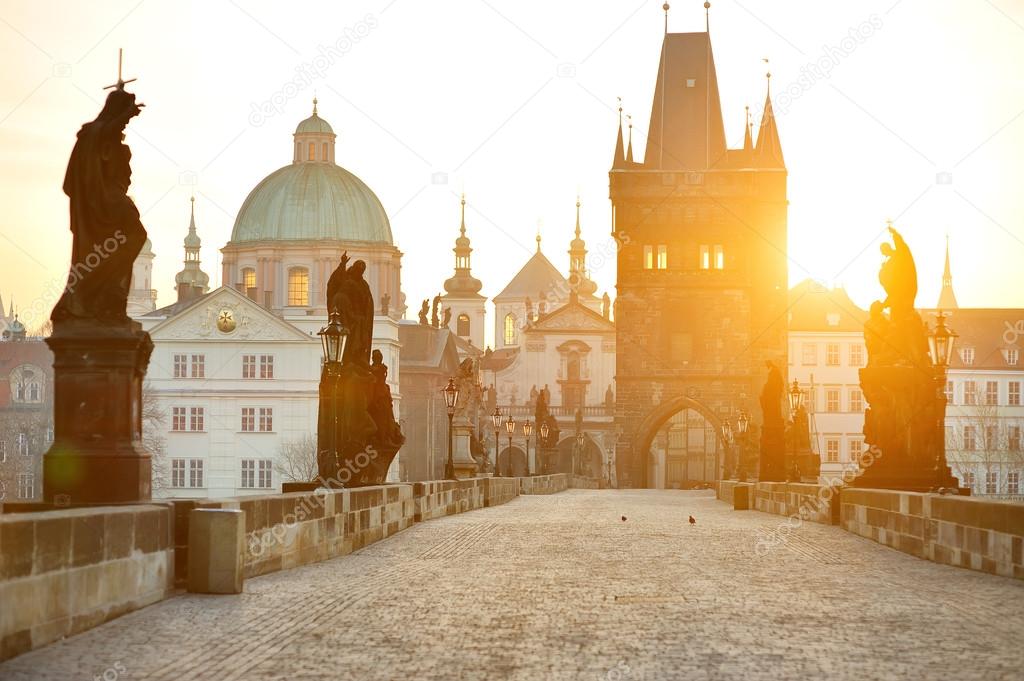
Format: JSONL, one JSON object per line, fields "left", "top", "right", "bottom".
{"left": 621, "top": 515, "right": 627, "bottom": 522}
{"left": 688, "top": 515, "right": 696, "bottom": 525}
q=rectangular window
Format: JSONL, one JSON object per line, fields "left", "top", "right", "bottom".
{"left": 16, "top": 473, "right": 34, "bottom": 500}
{"left": 189, "top": 407, "right": 205, "bottom": 432}
{"left": 0, "top": 440, "right": 6, "bottom": 463}
{"left": 963, "top": 470, "right": 976, "bottom": 491}
{"left": 699, "top": 244, "right": 710, "bottom": 270}
{"left": 945, "top": 380, "right": 954, "bottom": 404}
{"left": 191, "top": 354, "right": 205, "bottom": 379}
{"left": 848, "top": 438, "right": 864, "bottom": 463}
{"left": 258, "top": 460, "right": 272, "bottom": 489}
{"left": 1007, "top": 349, "right": 1019, "bottom": 366}
{"left": 189, "top": 459, "right": 204, "bottom": 488}
{"left": 849, "top": 388, "right": 863, "bottom": 413}
{"left": 259, "top": 407, "right": 274, "bottom": 432}
{"left": 1009, "top": 426, "right": 1021, "bottom": 452}
{"left": 985, "top": 471, "right": 998, "bottom": 495}
{"left": 260, "top": 355, "right": 274, "bottom": 379}
{"left": 825, "top": 388, "right": 840, "bottom": 413}
{"left": 964, "top": 425, "right": 977, "bottom": 451}
{"left": 985, "top": 426, "right": 998, "bottom": 450}
{"left": 964, "top": 381, "right": 977, "bottom": 406}
{"left": 173, "top": 354, "right": 187, "bottom": 378}
{"left": 826, "top": 343, "right": 840, "bottom": 366}
{"left": 241, "top": 459, "right": 255, "bottom": 489}
{"left": 825, "top": 438, "right": 840, "bottom": 463}
{"left": 171, "top": 459, "right": 186, "bottom": 487}
{"left": 1010, "top": 382, "right": 1021, "bottom": 406}
{"left": 712, "top": 244, "right": 724, "bottom": 269}
{"left": 16, "top": 433, "right": 29, "bottom": 456}
{"left": 849, "top": 344, "right": 864, "bottom": 367}
{"left": 656, "top": 244, "right": 668, "bottom": 269}
{"left": 985, "top": 381, "right": 998, "bottom": 406}
{"left": 1008, "top": 471, "right": 1020, "bottom": 495}
{"left": 801, "top": 343, "right": 817, "bottom": 366}
{"left": 643, "top": 245, "right": 654, "bottom": 270}
{"left": 961, "top": 347, "right": 975, "bottom": 365}
{"left": 308, "top": 141, "right": 315, "bottom": 161}
{"left": 945, "top": 425, "right": 955, "bottom": 447}
{"left": 172, "top": 407, "right": 187, "bottom": 432}
{"left": 242, "top": 355, "right": 256, "bottom": 379}
{"left": 241, "top": 407, "right": 255, "bottom": 432}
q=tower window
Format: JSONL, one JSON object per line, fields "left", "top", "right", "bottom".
{"left": 322, "top": 142, "right": 329, "bottom": 162}
{"left": 700, "top": 244, "right": 710, "bottom": 270}
{"left": 457, "top": 313, "right": 471, "bottom": 337}
{"left": 288, "top": 267, "right": 309, "bottom": 306}
{"left": 644, "top": 245, "right": 667, "bottom": 270}
{"left": 308, "top": 142, "right": 316, "bottom": 161}
{"left": 504, "top": 313, "right": 518, "bottom": 345}
{"left": 242, "top": 267, "right": 256, "bottom": 292}
{"left": 643, "top": 245, "right": 654, "bottom": 269}
{"left": 713, "top": 244, "right": 724, "bottom": 269}
{"left": 657, "top": 245, "right": 668, "bottom": 269}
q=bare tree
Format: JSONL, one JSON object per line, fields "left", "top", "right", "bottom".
{"left": 275, "top": 433, "right": 318, "bottom": 483}
{"left": 946, "top": 403, "right": 1024, "bottom": 496}
{"left": 141, "top": 381, "right": 169, "bottom": 493}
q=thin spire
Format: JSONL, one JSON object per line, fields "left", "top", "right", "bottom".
{"left": 612, "top": 97, "right": 625, "bottom": 169}
{"left": 663, "top": 2, "right": 670, "bottom": 34}
{"left": 938, "top": 234, "right": 959, "bottom": 309}
{"left": 460, "top": 193, "right": 467, "bottom": 235}
{"left": 743, "top": 105, "right": 753, "bottom": 152}
{"left": 575, "top": 196, "right": 582, "bottom": 238}
{"left": 312, "top": 96, "right": 318, "bottom": 116}
{"left": 189, "top": 195, "right": 196, "bottom": 232}
{"left": 626, "top": 115, "right": 634, "bottom": 164}
{"left": 705, "top": 1, "right": 710, "bottom": 33}
{"left": 754, "top": 70, "right": 784, "bottom": 168}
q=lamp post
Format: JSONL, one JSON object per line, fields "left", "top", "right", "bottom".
{"left": 317, "top": 312, "right": 348, "bottom": 482}
{"left": 928, "top": 313, "right": 958, "bottom": 479}
{"left": 575, "top": 431, "right": 585, "bottom": 477}
{"left": 491, "top": 406, "right": 502, "bottom": 477}
{"left": 736, "top": 409, "right": 750, "bottom": 480}
{"left": 523, "top": 419, "right": 534, "bottom": 476}
{"left": 442, "top": 378, "right": 460, "bottom": 480}
{"left": 539, "top": 421, "right": 550, "bottom": 475}
{"left": 720, "top": 420, "right": 734, "bottom": 480}
{"left": 505, "top": 415, "right": 516, "bottom": 477}
{"left": 786, "top": 380, "right": 817, "bottom": 482}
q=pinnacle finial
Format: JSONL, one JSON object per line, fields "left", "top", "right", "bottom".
{"left": 460, "top": 193, "right": 467, "bottom": 235}
{"left": 312, "top": 96, "right": 318, "bottom": 115}
{"left": 663, "top": 3, "right": 670, "bottom": 33}
{"left": 575, "top": 196, "right": 582, "bottom": 237}
{"left": 536, "top": 230, "right": 542, "bottom": 253}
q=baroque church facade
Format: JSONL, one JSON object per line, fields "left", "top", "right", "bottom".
{"left": 133, "top": 103, "right": 404, "bottom": 498}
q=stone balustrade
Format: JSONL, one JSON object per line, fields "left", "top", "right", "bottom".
{"left": 569, "top": 475, "right": 603, "bottom": 489}
{"left": 0, "top": 504, "right": 175, "bottom": 661}
{"left": 519, "top": 474, "right": 568, "bottom": 495}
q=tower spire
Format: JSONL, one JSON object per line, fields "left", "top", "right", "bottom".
{"left": 705, "top": 1, "right": 710, "bottom": 33}
{"left": 612, "top": 97, "right": 626, "bottom": 169}
{"left": 663, "top": 2, "right": 669, "bottom": 34}
{"left": 754, "top": 68, "right": 784, "bottom": 168}
{"left": 743, "top": 104, "right": 753, "bottom": 152}
{"left": 575, "top": 196, "right": 582, "bottom": 238}
{"left": 626, "top": 115, "right": 634, "bottom": 164}
{"left": 937, "top": 234, "right": 959, "bottom": 309}
{"left": 460, "top": 193, "right": 467, "bottom": 235}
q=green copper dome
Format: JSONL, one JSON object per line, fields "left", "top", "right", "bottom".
{"left": 229, "top": 162, "right": 393, "bottom": 244}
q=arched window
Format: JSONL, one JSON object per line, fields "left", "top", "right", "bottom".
{"left": 242, "top": 267, "right": 256, "bottom": 291}
{"left": 287, "top": 267, "right": 309, "bottom": 306}
{"left": 308, "top": 142, "right": 316, "bottom": 161}
{"left": 503, "top": 313, "right": 517, "bottom": 345}
{"left": 457, "top": 313, "right": 471, "bottom": 337}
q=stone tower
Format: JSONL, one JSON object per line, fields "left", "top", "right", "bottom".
{"left": 441, "top": 194, "right": 486, "bottom": 349}
{"left": 611, "top": 27, "right": 788, "bottom": 487}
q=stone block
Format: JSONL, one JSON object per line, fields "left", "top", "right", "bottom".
{"left": 34, "top": 517, "right": 72, "bottom": 575}
{"left": 71, "top": 514, "right": 105, "bottom": 568}
{"left": 0, "top": 518, "right": 34, "bottom": 580}
{"left": 188, "top": 508, "right": 245, "bottom": 595}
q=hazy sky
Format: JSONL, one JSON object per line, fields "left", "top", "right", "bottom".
{"left": 1, "top": 0, "right": 1023, "bottom": 337}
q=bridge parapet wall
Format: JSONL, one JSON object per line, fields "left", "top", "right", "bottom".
{"left": 520, "top": 474, "right": 568, "bottom": 495}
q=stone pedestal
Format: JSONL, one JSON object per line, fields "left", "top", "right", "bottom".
{"left": 758, "top": 424, "right": 786, "bottom": 482}
{"left": 43, "top": 325, "right": 153, "bottom": 504}
{"left": 452, "top": 419, "right": 478, "bottom": 478}
{"left": 188, "top": 508, "right": 245, "bottom": 594}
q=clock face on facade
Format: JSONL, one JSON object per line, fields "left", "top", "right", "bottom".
{"left": 217, "top": 308, "right": 236, "bottom": 333}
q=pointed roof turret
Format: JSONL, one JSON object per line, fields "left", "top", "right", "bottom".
{"left": 175, "top": 196, "right": 210, "bottom": 302}
{"left": 937, "top": 235, "right": 959, "bottom": 310}
{"left": 612, "top": 99, "right": 626, "bottom": 169}
{"left": 568, "top": 198, "right": 598, "bottom": 298}
{"left": 742, "top": 105, "right": 753, "bottom": 152}
{"left": 626, "top": 115, "right": 635, "bottom": 164}
{"left": 754, "top": 74, "right": 785, "bottom": 168}
{"left": 443, "top": 194, "right": 483, "bottom": 297}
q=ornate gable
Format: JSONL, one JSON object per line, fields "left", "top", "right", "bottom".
{"left": 527, "top": 299, "right": 614, "bottom": 334}
{"left": 148, "top": 286, "right": 314, "bottom": 343}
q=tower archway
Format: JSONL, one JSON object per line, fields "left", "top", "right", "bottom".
{"left": 629, "top": 396, "right": 727, "bottom": 489}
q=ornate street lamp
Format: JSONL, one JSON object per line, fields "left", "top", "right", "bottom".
{"left": 442, "top": 378, "right": 460, "bottom": 480}
{"left": 505, "top": 415, "right": 516, "bottom": 477}
{"left": 575, "top": 431, "right": 585, "bottom": 477}
{"left": 523, "top": 420, "right": 534, "bottom": 476}
{"left": 539, "top": 421, "right": 550, "bottom": 475}
{"left": 491, "top": 406, "right": 502, "bottom": 477}
{"left": 737, "top": 410, "right": 749, "bottom": 435}
{"left": 928, "top": 313, "right": 958, "bottom": 369}
{"left": 720, "top": 419, "right": 735, "bottom": 480}
{"left": 788, "top": 380, "right": 804, "bottom": 413}
{"left": 317, "top": 312, "right": 348, "bottom": 480}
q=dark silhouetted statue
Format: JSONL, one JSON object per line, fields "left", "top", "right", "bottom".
{"left": 758, "top": 361, "right": 786, "bottom": 481}
{"left": 418, "top": 300, "right": 429, "bottom": 325}
{"left": 327, "top": 252, "right": 374, "bottom": 367}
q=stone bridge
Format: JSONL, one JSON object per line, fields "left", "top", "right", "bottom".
{"left": 2, "top": 488, "right": 1023, "bottom": 680}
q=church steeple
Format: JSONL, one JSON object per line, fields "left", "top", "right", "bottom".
{"left": 442, "top": 194, "right": 482, "bottom": 296}
{"left": 742, "top": 105, "right": 753, "bottom": 152}
{"left": 568, "top": 198, "right": 598, "bottom": 298}
{"left": 175, "top": 196, "right": 210, "bottom": 303}
{"left": 937, "top": 235, "right": 959, "bottom": 310}
{"left": 612, "top": 99, "right": 626, "bottom": 169}
{"left": 625, "top": 115, "right": 635, "bottom": 164}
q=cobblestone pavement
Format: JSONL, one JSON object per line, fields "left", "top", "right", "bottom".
{"left": 4, "top": 490, "right": 1024, "bottom": 681}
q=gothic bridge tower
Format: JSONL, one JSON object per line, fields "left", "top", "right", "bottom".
{"left": 611, "top": 13, "right": 788, "bottom": 487}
